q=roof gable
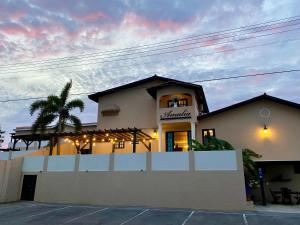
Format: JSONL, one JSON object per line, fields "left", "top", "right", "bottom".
{"left": 198, "top": 93, "right": 300, "bottom": 120}
{"left": 88, "top": 75, "right": 179, "bottom": 102}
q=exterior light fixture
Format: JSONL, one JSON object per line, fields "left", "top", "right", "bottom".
{"left": 153, "top": 129, "right": 157, "bottom": 137}
{"left": 83, "top": 135, "right": 86, "bottom": 138}
{"left": 263, "top": 124, "right": 268, "bottom": 134}
{"left": 105, "top": 133, "right": 109, "bottom": 137}
{"left": 101, "top": 139, "right": 105, "bottom": 142}
{"left": 114, "top": 138, "right": 117, "bottom": 141}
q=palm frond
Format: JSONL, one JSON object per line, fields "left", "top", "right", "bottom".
{"left": 68, "top": 115, "right": 82, "bottom": 132}
{"left": 31, "top": 113, "right": 57, "bottom": 134}
{"left": 30, "top": 100, "right": 48, "bottom": 115}
{"left": 60, "top": 80, "right": 72, "bottom": 107}
{"left": 65, "top": 99, "right": 84, "bottom": 112}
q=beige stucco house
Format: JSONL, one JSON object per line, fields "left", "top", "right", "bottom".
{"left": 6, "top": 75, "right": 300, "bottom": 207}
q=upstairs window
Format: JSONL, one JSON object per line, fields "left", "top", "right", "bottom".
{"left": 160, "top": 94, "right": 192, "bottom": 108}
{"left": 202, "top": 129, "right": 216, "bottom": 144}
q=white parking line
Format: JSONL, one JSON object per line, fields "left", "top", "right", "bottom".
{"left": 63, "top": 207, "right": 109, "bottom": 224}
{"left": 243, "top": 214, "right": 248, "bottom": 225}
{"left": 0, "top": 204, "right": 37, "bottom": 210}
{"left": 182, "top": 211, "right": 194, "bottom": 225}
{"left": 119, "top": 209, "right": 149, "bottom": 225}
{"left": 24, "top": 206, "right": 71, "bottom": 218}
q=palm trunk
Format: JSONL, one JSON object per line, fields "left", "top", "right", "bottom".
{"left": 56, "top": 118, "right": 63, "bottom": 155}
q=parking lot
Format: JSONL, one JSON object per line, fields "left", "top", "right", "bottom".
{"left": 0, "top": 202, "right": 299, "bottom": 225}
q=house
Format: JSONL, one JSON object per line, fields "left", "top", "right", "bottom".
{"left": 7, "top": 75, "right": 300, "bottom": 207}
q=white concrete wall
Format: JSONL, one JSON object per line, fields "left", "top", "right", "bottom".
{"left": 114, "top": 153, "right": 146, "bottom": 171}
{"left": 22, "top": 156, "right": 44, "bottom": 172}
{"left": 79, "top": 154, "right": 110, "bottom": 171}
{"left": 47, "top": 155, "right": 75, "bottom": 172}
{"left": 21, "top": 151, "right": 239, "bottom": 172}
{"left": 0, "top": 151, "right": 9, "bottom": 160}
{"left": 12, "top": 150, "right": 38, "bottom": 159}
{"left": 194, "top": 151, "right": 237, "bottom": 171}
{"left": 152, "top": 152, "right": 189, "bottom": 171}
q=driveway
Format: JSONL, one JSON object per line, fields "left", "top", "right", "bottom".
{"left": 0, "top": 202, "right": 299, "bottom": 225}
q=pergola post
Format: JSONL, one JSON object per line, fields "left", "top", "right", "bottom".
{"left": 132, "top": 128, "right": 137, "bottom": 153}
{"left": 25, "top": 140, "right": 30, "bottom": 150}
{"left": 38, "top": 140, "right": 42, "bottom": 149}
{"left": 89, "top": 135, "right": 93, "bottom": 154}
{"left": 49, "top": 137, "right": 54, "bottom": 155}
{"left": 12, "top": 138, "right": 18, "bottom": 150}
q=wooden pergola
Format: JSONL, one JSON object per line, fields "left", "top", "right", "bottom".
{"left": 11, "top": 128, "right": 153, "bottom": 153}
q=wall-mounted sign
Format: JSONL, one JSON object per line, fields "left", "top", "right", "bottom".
{"left": 160, "top": 109, "right": 191, "bottom": 120}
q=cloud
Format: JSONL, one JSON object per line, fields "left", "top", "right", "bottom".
{"left": 0, "top": 0, "right": 299, "bottom": 145}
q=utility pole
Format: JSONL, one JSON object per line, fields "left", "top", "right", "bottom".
{"left": 0, "top": 126, "right": 5, "bottom": 148}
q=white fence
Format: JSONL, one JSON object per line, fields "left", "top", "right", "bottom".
{"left": 79, "top": 154, "right": 110, "bottom": 171}
{"left": 114, "top": 153, "right": 146, "bottom": 171}
{"left": 47, "top": 155, "right": 75, "bottom": 172}
{"left": 152, "top": 152, "right": 189, "bottom": 171}
{"left": 194, "top": 151, "right": 237, "bottom": 171}
{"left": 21, "top": 151, "right": 239, "bottom": 172}
{"left": 22, "top": 156, "right": 44, "bottom": 172}
{"left": 0, "top": 151, "right": 9, "bottom": 160}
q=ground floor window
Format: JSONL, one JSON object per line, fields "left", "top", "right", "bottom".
{"left": 114, "top": 141, "right": 125, "bottom": 149}
{"left": 166, "top": 131, "right": 191, "bottom": 151}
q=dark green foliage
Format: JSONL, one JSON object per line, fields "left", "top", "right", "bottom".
{"left": 30, "top": 80, "right": 85, "bottom": 135}
{"left": 192, "top": 136, "right": 234, "bottom": 151}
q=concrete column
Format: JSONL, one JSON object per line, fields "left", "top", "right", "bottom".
{"left": 109, "top": 153, "right": 115, "bottom": 171}
{"left": 189, "top": 151, "right": 195, "bottom": 171}
{"left": 74, "top": 154, "right": 80, "bottom": 172}
{"left": 8, "top": 150, "right": 12, "bottom": 160}
{"left": 191, "top": 122, "right": 196, "bottom": 140}
{"left": 158, "top": 124, "right": 163, "bottom": 152}
{"left": 146, "top": 152, "right": 152, "bottom": 172}
{"left": 43, "top": 155, "right": 49, "bottom": 172}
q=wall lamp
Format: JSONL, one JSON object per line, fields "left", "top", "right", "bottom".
{"left": 153, "top": 129, "right": 157, "bottom": 137}
{"left": 263, "top": 124, "right": 268, "bottom": 134}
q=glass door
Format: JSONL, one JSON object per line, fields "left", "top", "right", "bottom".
{"left": 166, "top": 132, "right": 174, "bottom": 152}
{"left": 166, "top": 131, "right": 191, "bottom": 151}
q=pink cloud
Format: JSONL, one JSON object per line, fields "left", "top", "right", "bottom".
{"left": 74, "top": 11, "right": 108, "bottom": 22}
{"left": 0, "top": 25, "right": 28, "bottom": 36}
{"left": 123, "top": 12, "right": 189, "bottom": 31}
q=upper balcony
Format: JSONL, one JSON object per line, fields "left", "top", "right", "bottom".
{"left": 159, "top": 93, "right": 192, "bottom": 108}
{"left": 158, "top": 93, "right": 196, "bottom": 122}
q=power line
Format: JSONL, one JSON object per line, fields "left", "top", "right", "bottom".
{"left": 3, "top": 19, "right": 300, "bottom": 72}
{"left": 192, "top": 69, "right": 300, "bottom": 83}
{"left": 1, "top": 36, "right": 300, "bottom": 81}
{"left": 0, "top": 69, "right": 299, "bottom": 103}
{"left": 1, "top": 26, "right": 300, "bottom": 75}
{"left": 1, "top": 15, "right": 300, "bottom": 69}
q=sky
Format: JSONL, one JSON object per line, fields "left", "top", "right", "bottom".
{"left": 0, "top": 0, "right": 300, "bottom": 146}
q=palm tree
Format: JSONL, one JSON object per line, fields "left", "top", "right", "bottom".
{"left": 30, "top": 80, "right": 84, "bottom": 155}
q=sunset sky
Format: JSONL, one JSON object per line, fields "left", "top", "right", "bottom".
{"left": 0, "top": 0, "right": 300, "bottom": 145}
